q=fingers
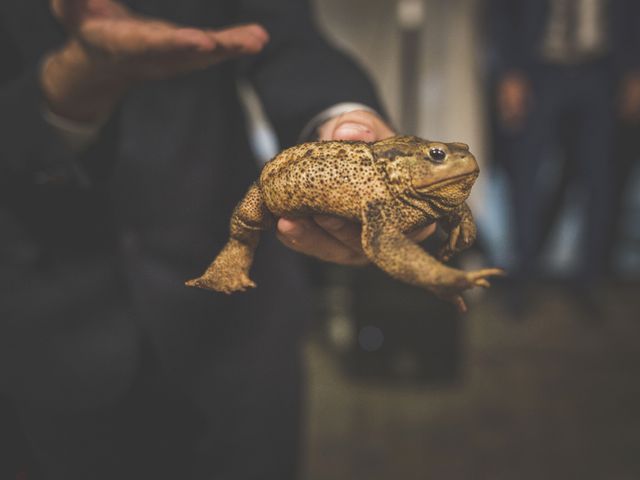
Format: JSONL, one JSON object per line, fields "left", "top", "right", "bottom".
{"left": 277, "top": 217, "right": 369, "bottom": 266}
{"left": 141, "top": 22, "right": 268, "bottom": 56}
{"left": 80, "top": 16, "right": 210, "bottom": 57}
{"left": 126, "top": 20, "right": 214, "bottom": 53}
{"left": 172, "top": 27, "right": 218, "bottom": 52}
{"left": 278, "top": 216, "right": 437, "bottom": 266}
{"left": 210, "top": 24, "right": 269, "bottom": 55}
{"left": 79, "top": 16, "right": 269, "bottom": 80}
{"left": 313, "top": 215, "right": 364, "bottom": 253}
{"left": 156, "top": 24, "right": 269, "bottom": 73}
{"left": 80, "top": 12, "right": 267, "bottom": 57}
{"left": 59, "top": 0, "right": 270, "bottom": 75}
{"left": 406, "top": 222, "right": 437, "bottom": 243}
{"left": 277, "top": 216, "right": 435, "bottom": 266}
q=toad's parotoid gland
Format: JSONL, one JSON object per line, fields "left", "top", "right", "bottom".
{"left": 187, "top": 135, "right": 504, "bottom": 312}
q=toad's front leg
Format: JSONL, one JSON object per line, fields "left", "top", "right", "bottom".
{"left": 360, "top": 201, "right": 502, "bottom": 312}
{"left": 186, "top": 183, "right": 273, "bottom": 293}
{"left": 438, "top": 202, "right": 476, "bottom": 262}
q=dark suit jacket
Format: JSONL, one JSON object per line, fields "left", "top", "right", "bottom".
{"left": 0, "top": 0, "right": 382, "bottom": 409}
{"left": 487, "top": 0, "right": 640, "bottom": 75}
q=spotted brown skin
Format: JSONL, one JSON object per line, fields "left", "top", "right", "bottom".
{"left": 186, "top": 135, "right": 503, "bottom": 312}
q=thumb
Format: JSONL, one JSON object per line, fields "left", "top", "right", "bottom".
{"left": 332, "top": 121, "right": 376, "bottom": 142}
{"left": 51, "top": 0, "right": 84, "bottom": 26}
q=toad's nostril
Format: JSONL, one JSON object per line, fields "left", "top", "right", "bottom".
{"left": 451, "top": 142, "right": 469, "bottom": 151}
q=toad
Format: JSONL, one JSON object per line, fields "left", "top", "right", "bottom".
{"left": 186, "top": 135, "right": 503, "bottom": 312}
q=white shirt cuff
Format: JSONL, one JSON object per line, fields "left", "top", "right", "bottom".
{"left": 43, "top": 109, "right": 106, "bottom": 153}
{"left": 299, "top": 102, "right": 377, "bottom": 142}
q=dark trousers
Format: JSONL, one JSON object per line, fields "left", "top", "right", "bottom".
{"left": 1, "top": 237, "right": 309, "bottom": 480}
{"left": 505, "top": 60, "right": 616, "bottom": 281}
{"left": 16, "top": 339, "right": 304, "bottom": 480}
{"left": 605, "top": 118, "right": 640, "bottom": 268}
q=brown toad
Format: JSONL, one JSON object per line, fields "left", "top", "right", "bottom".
{"left": 186, "top": 135, "right": 503, "bottom": 311}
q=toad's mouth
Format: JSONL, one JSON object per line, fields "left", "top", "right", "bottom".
{"left": 414, "top": 171, "right": 478, "bottom": 193}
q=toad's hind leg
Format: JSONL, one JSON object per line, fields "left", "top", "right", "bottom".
{"left": 186, "top": 183, "right": 273, "bottom": 293}
{"left": 360, "top": 201, "right": 503, "bottom": 312}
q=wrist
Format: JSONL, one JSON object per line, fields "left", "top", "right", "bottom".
{"left": 40, "top": 39, "right": 129, "bottom": 123}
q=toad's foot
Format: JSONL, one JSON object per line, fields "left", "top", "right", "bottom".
{"left": 361, "top": 201, "right": 501, "bottom": 313}
{"left": 187, "top": 183, "right": 270, "bottom": 294}
{"left": 186, "top": 270, "right": 256, "bottom": 294}
{"left": 438, "top": 216, "right": 476, "bottom": 262}
{"left": 432, "top": 268, "right": 505, "bottom": 312}
{"left": 186, "top": 239, "right": 257, "bottom": 294}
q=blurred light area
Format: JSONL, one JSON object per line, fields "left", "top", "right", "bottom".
{"left": 540, "top": 189, "right": 583, "bottom": 275}
{"left": 396, "top": 0, "right": 425, "bottom": 30}
{"left": 238, "top": 81, "right": 279, "bottom": 164}
{"left": 476, "top": 168, "right": 514, "bottom": 267}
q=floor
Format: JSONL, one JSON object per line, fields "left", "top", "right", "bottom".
{"left": 303, "top": 282, "right": 640, "bottom": 480}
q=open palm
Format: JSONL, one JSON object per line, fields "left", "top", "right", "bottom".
{"left": 50, "top": 0, "right": 268, "bottom": 80}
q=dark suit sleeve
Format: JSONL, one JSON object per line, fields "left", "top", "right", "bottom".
{"left": 0, "top": 23, "right": 76, "bottom": 177}
{"left": 238, "top": 0, "right": 385, "bottom": 147}
{"left": 618, "top": 0, "right": 640, "bottom": 73}
{"left": 487, "top": 0, "right": 526, "bottom": 75}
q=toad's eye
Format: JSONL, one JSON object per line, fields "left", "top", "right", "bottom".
{"left": 428, "top": 148, "right": 447, "bottom": 163}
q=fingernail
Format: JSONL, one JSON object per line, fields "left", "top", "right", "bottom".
{"left": 334, "top": 123, "right": 372, "bottom": 139}
{"left": 315, "top": 216, "right": 344, "bottom": 231}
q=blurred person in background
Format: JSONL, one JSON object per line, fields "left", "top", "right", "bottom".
{"left": 0, "top": 0, "right": 420, "bottom": 478}
{"left": 488, "top": 0, "right": 640, "bottom": 313}
{"left": 607, "top": 72, "right": 640, "bottom": 271}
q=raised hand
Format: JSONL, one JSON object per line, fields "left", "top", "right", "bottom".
{"left": 497, "top": 72, "right": 530, "bottom": 130}
{"left": 42, "top": 0, "right": 268, "bottom": 121}
{"left": 619, "top": 72, "right": 640, "bottom": 122}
